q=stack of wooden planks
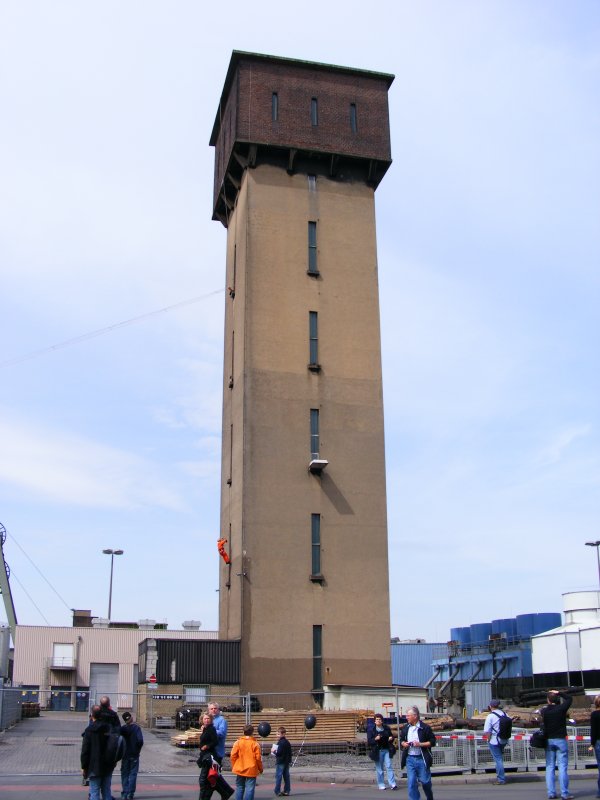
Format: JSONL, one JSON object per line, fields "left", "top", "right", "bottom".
{"left": 171, "top": 710, "right": 359, "bottom": 748}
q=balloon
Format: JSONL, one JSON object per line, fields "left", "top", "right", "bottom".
{"left": 257, "top": 721, "right": 271, "bottom": 738}
{"left": 304, "top": 714, "right": 317, "bottom": 730}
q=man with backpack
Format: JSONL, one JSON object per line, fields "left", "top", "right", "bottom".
{"left": 483, "top": 699, "right": 513, "bottom": 785}
{"left": 81, "top": 704, "right": 119, "bottom": 800}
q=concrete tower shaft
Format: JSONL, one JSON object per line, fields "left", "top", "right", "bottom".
{"left": 212, "top": 52, "right": 394, "bottom": 693}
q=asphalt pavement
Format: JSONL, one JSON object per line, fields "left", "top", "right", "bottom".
{"left": 1, "top": 712, "right": 599, "bottom": 800}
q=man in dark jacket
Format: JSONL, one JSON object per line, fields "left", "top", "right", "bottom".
{"left": 400, "top": 706, "right": 436, "bottom": 800}
{"left": 99, "top": 696, "right": 121, "bottom": 730}
{"left": 540, "top": 690, "right": 573, "bottom": 800}
{"left": 120, "top": 711, "right": 143, "bottom": 800}
{"left": 81, "top": 705, "right": 115, "bottom": 800}
{"left": 274, "top": 726, "right": 292, "bottom": 797}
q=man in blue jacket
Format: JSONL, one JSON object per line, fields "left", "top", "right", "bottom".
{"left": 120, "top": 711, "right": 143, "bottom": 800}
{"left": 208, "top": 702, "right": 228, "bottom": 764}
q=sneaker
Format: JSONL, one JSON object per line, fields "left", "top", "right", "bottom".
{"left": 493, "top": 781, "right": 507, "bottom": 785}
{"left": 391, "top": 786, "right": 399, "bottom": 791}
{"left": 548, "top": 796, "right": 557, "bottom": 799}
{"left": 378, "top": 788, "right": 387, "bottom": 791}
{"left": 561, "top": 796, "right": 574, "bottom": 800}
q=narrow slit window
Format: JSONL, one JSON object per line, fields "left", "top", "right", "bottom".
{"left": 308, "top": 221, "right": 318, "bottom": 274}
{"left": 310, "top": 409, "right": 319, "bottom": 459}
{"left": 350, "top": 103, "right": 358, "bottom": 133}
{"left": 311, "top": 514, "right": 321, "bottom": 576}
{"left": 309, "top": 311, "right": 318, "bottom": 366}
{"left": 313, "top": 625, "right": 323, "bottom": 690}
{"left": 227, "top": 423, "right": 233, "bottom": 484}
{"left": 272, "top": 92, "right": 279, "bottom": 122}
{"left": 311, "top": 97, "right": 318, "bottom": 126}
{"left": 232, "top": 243, "right": 237, "bottom": 293}
{"left": 229, "top": 330, "right": 234, "bottom": 388}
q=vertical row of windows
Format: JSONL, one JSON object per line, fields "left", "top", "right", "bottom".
{"left": 269, "top": 93, "right": 357, "bottom": 131}
{"left": 307, "top": 180, "right": 323, "bottom": 683}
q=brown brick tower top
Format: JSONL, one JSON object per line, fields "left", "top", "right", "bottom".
{"left": 210, "top": 51, "right": 394, "bottom": 225}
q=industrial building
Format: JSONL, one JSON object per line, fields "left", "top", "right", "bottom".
{"left": 532, "top": 590, "right": 600, "bottom": 690}
{"left": 427, "top": 611, "right": 562, "bottom": 708}
{"left": 211, "top": 52, "right": 395, "bottom": 694}
{"left": 12, "top": 612, "right": 224, "bottom": 712}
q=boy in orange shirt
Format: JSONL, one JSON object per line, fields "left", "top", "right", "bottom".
{"left": 230, "top": 725, "right": 263, "bottom": 800}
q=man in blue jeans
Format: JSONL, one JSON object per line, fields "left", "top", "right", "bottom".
{"left": 540, "top": 690, "right": 574, "bottom": 800}
{"left": 483, "top": 699, "right": 509, "bottom": 784}
{"left": 120, "top": 711, "right": 143, "bottom": 800}
{"left": 400, "top": 706, "right": 437, "bottom": 800}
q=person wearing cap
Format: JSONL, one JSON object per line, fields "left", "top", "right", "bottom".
{"left": 120, "top": 711, "right": 143, "bottom": 800}
{"left": 483, "top": 700, "right": 509, "bottom": 785}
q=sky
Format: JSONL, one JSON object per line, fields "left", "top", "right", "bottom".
{"left": 1, "top": 0, "right": 599, "bottom": 644}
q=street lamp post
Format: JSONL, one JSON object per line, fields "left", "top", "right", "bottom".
{"left": 585, "top": 540, "right": 600, "bottom": 591}
{"left": 102, "top": 548, "right": 124, "bottom": 620}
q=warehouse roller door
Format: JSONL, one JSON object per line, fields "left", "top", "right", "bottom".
{"left": 89, "top": 663, "right": 118, "bottom": 705}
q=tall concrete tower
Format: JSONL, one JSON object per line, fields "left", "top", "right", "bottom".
{"left": 210, "top": 52, "right": 394, "bottom": 694}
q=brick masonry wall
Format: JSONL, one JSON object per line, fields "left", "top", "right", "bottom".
{"left": 212, "top": 55, "right": 392, "bottom": 218}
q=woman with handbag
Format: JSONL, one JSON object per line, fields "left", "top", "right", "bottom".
{"left": 367, "top": 713, "right": 399, "bottom": 791}
{"left": 197, "top": 713, "right": 234, "bottom": 800}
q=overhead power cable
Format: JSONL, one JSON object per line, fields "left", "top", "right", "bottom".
{"left": 0, "top": 289, "right": 224, "bottom": 369}
{"left": 10, "top": 570, "right": 51, "bottom": 626}
{"left": 8, "top": 529, "right": 72, "bottom": 611}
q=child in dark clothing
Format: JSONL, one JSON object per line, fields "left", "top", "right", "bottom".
{"left": 273, "top": 726, "right": 292, "bottom": 797}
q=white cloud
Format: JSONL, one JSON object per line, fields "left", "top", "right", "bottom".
{"left": 0, "top": 413, "right": 185, "bottom": 511}
{"left": 536, "top": 425, "right": 593, "bottom": 467}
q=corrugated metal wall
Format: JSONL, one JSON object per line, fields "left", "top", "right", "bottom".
{"left": 13, "top": 626, "right": 219, "bottom": 692}
{"left": 156, "top": 639, "right": 240, "bottom": 684}
{"left": 391, "top": 643, "right": 439, "bottom": 687}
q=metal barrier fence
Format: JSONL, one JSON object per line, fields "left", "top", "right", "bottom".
{"left": 0, "top": 686, "right": 22, "bottom": 731}
{"left": 423, "top": 728, "right": 599, "bottom": 775}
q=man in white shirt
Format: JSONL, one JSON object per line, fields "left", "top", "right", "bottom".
{"left": 399, "top": 706, "right": 436, "bottom": 800}
{"left": 483, "top": 699, "right": 509, "bottom": 785}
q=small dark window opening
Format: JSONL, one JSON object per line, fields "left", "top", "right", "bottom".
{"left": 350, "top": 103, "right": 358, "bottom": 133}
{"left": 313, "top": 625, "right": 323, "bottom": 690}
{"left": 308, "top": 221, "right": 318, "bottom": 275}
{"left": 272, "top": 92, "right": 279, "bottom": 122}
{"left": 311, "top": 97, "right": 318, "bottom": 126}
{"left": 310, "top": 409, "right": 319, "bottom": 460}
{"left": 311, "top": 514, "right": 321, "bottom": 576}
{"left": 309, "top": 311, "right": 319, "bottom": 368}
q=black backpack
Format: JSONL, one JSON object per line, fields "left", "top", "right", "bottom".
{"left": 103, "top": 730, "right": 126, "bottom": 767}
{"left": 493, "top": 711, "right": 513, "bottom": 740}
